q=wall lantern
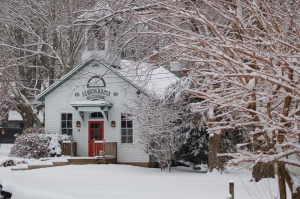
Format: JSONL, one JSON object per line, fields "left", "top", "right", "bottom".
{"left": 76, "top": 121, "right": 81, "bottom": 128}
{"left": 111, "top": 121, "right": 116, "bottom": 127}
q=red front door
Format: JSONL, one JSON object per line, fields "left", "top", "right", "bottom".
{"left": 88, "top": 121, "right": 104, "bottom": 157}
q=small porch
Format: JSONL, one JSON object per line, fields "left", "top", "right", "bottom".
{"left": 70, "top": 100, "right": 116, "bottom": 159}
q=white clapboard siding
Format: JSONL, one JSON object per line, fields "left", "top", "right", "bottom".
{"left": 44, "top": 61, "right": 149, "bottom": 163}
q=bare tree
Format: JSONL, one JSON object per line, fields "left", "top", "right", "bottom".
{"left": 0, "top": 0, "right": 97, "bottom": 128}
{"left": 130, "top": 95, "right": 184, "bottom": 172}
{"left": 0, "top": 70, "right": 12, "bottom": 129}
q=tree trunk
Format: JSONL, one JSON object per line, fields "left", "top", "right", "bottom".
{"left": 252, "top": 162, "right": 275, "bottom": 182}
{"left": 278, "top": 162, "right": 300, "bottom": 199}
{"left": 0, "top": 106, "right": 9, "bottom": 128}
{"left": 17, "top": 103, "right": 42, "bottom": 129}
{"left": 292, "top": 187, "right": 300, "bottom": 199}
{"left": 208, "top": 133, "right": 224, "bottom": 172}
{"left": 277, "top": 162, "right": 287, "bottom": 199}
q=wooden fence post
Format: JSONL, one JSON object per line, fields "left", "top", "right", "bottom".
{"left": 229, "top": 180, "right": 234, "bottom": 199}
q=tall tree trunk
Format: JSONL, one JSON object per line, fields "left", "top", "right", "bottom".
{"left": 278, "top": 162, "right": 287, "bottom": 199}
{"left": 208, "top": 133, "right": 224, "bottom": 171}
{"left": 17, "top": 103, "right": 42, "bottom": 129}
{"left": 292, "top": 187, "right": 300, "bottom": 199}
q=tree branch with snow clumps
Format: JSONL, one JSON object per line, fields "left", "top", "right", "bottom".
{"left": 128, "top": 0, "right": 300, "bottom": 197}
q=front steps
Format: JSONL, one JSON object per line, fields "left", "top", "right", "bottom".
{"left": 11, "top": 157, "right": 116, "bottom": 171}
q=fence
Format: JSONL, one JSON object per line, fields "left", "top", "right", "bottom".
{"left": 94, "top": 141, "right": 117, "bottom": 158}
{"left": 61, "top": 141, "right": 117, "bottom": 160}
{"left": 61, "top": 141, "right": 77, "bottom": 156}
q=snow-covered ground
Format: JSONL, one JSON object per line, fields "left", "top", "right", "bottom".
{"left": 0, "top": 144, "right": 13, "bottom": 158}
{"left": 0, "top": 144, "right": 288, "bottom": 199}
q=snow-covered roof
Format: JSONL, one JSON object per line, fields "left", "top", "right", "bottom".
{"left": 8, "top": 111, "right": 23, "bottom": 121}
{"left": 37, "top": 58, "right": 179, "bottom": 101}
{"left": 37, "top": 59, "right": 148, "bottom": 101}
{"left": 70, "top": 100, "right": 113, "bottom": 107}
{"left": 119, "top": 60, "right": 179, "bottom": 97}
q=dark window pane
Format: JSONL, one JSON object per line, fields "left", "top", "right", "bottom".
{"left": 128, "top": 136, "right": 133, "bottom": 143}
{"left": 127, "top": 121, "right": 133, "bottom": 128}
{"left": 98, "top": 112, "right": 103, "bottom": 117}
{"left": 95, "top": 129, "right": 100, "bottom": 134}
{"left": 121, "top": 136, "right": 127, "bottom": 143}
{"left": 121, "top": 121, "right": 126, "bottom": 128}
{"left": 67, "top": 114, "right": 72, "bottom": 120}
{"left": 61, "top": 121, "right": 66, "bottom": 128}
{"left": 67, "top": 121, "right": 72, "bottom": 128}
{"left": 95, "top": 123, "right": 100, "bottom": 128}
{"left": 62, "top": 129, "right": 67, "bottom": 134}
{"left": 90, "top": 123, "right": 94, "bottom": 128}
{"left": 62, "top": 114, "right": 66, "bottom": 120}
{"left": 91, "top": 112, "right": 97, "bottom": 118}
{"left": 128, "top": 129, "right": 133, "bottom": 136}
{"left": 121, "top": 129, "right": 127, "bottom": 136}
{"left": 91, "top": 112, "right": 103, "bottom": 118}
{"left": 68, "top": 129, "right": 73, "bottom": 136}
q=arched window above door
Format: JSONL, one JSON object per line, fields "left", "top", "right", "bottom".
{"left": 90, "top": 112, "right": 104, "bottom": 118}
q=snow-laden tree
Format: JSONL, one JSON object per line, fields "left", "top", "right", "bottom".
{"left": 0, "top": 70, "right": 12, "bottom": 128}
{"left": 131, "top": 95, "right": 184, "bottom": 172}
{"left": 126, "top": 0, "right": 300, "bottom": 197}
{"left": 0, "top": 0, "right": 98, "bottom": 128}
{"left": 74, "top": 0, "right": 175, "bottom": 64}
{"left": 0, "top": 0, "right": 169, "bottom": 128}
{"left": 131, "top": 76, "right": 209, "bottom": 172}
{"left": 164, "top": 76, "right": 209, "bottom": 169}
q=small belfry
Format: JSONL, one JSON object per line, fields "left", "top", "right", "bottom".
{"left": 82, "top": 19, "right": 121, "bottom": 67}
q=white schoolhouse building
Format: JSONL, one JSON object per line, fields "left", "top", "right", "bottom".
{"left": 36, "top": 17, "right": 180, "bottom": 166}
{"left": 36, "top": 57, "right": 178, "bottom": 166}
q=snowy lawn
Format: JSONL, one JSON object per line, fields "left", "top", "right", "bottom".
{"left": 0, "top": 144, "right": 13, "bottom": 158}
{"left": 0, "top": 164, "right": 286, "bottom": 199}
{"left": 0, "top": 144, "right": 288, "bottom": 199}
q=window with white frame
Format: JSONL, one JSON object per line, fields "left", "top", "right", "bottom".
{"left": 61, "top": 113, "right": 73, "bottom": 136}
{"left": 121, "top": 113, "right": 133, "bottom": 143}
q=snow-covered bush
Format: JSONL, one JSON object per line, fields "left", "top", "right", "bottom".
{"left": 9, "top": 133, "right": 71, "bottom": 159}
{"left": 174, "top": 127, "right": 208, "bottom": 169}
{"left": 9, "top": 133, "right": 49, "bottom": 159}
{"left": 0, "top": 159, "right": 27, "bottom": 167}
{"left": 44, "top": 134, "right": 71, "bottom": 156}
